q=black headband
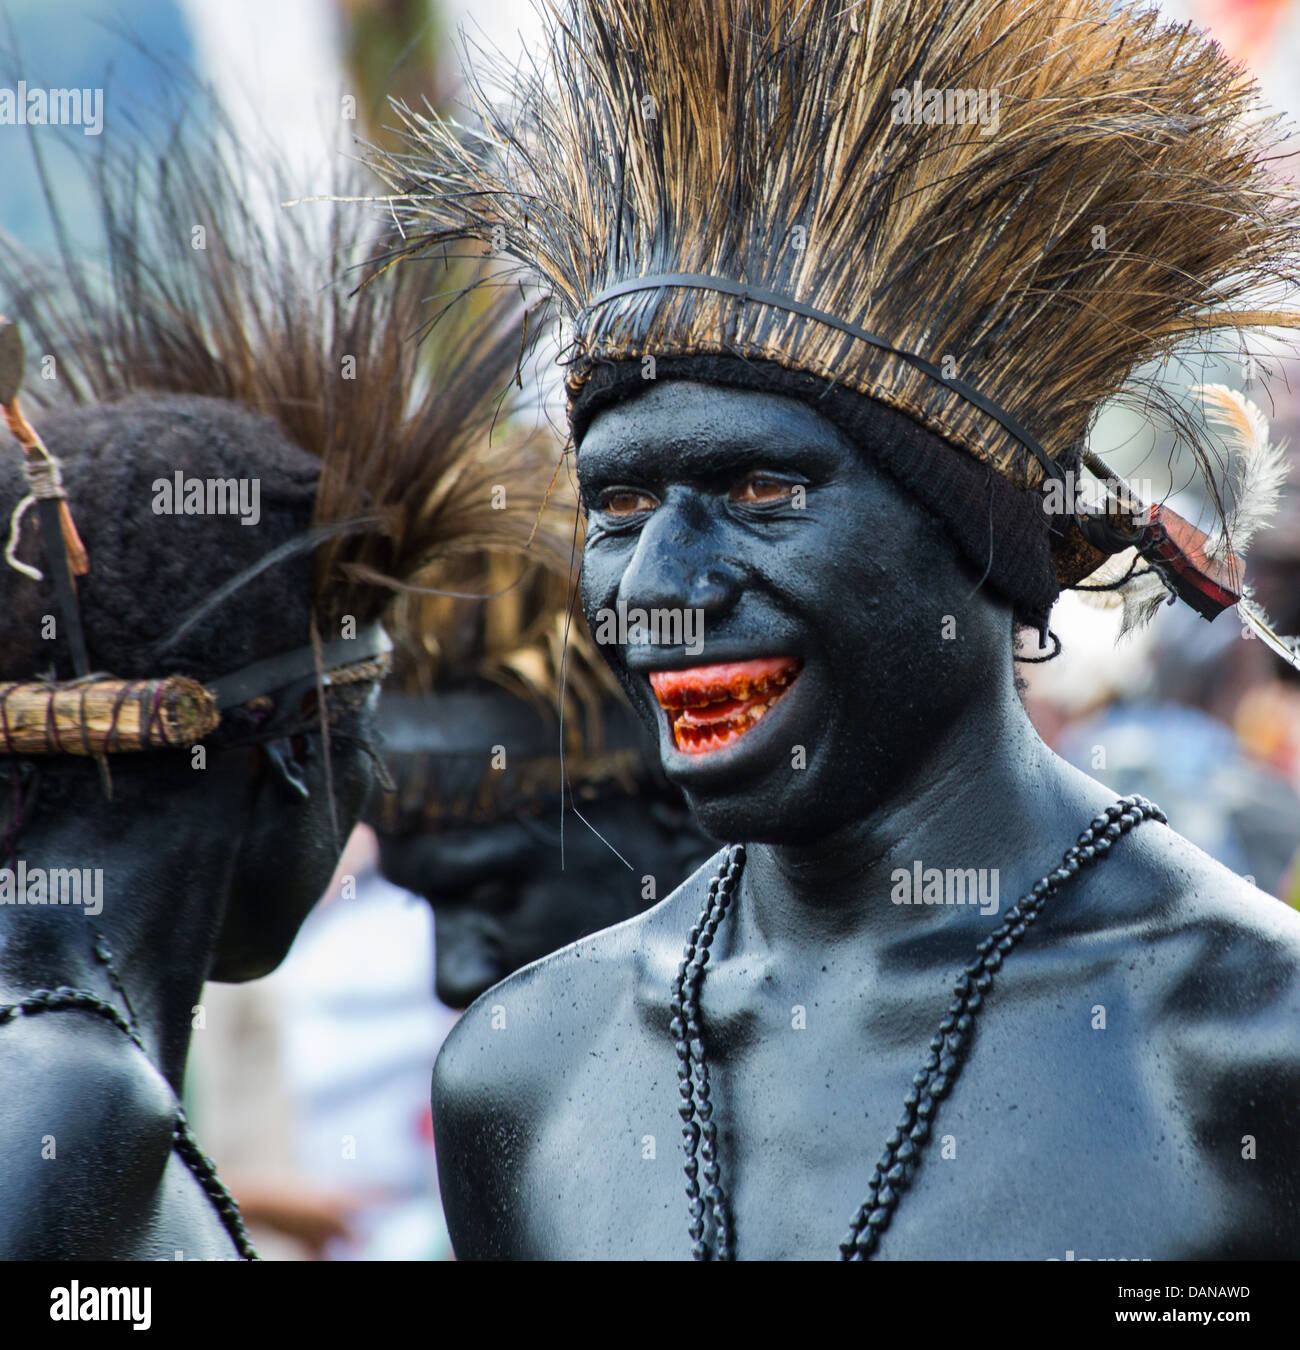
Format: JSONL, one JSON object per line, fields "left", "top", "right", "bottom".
{"left": 209, "top": 624, "right": 391, "bottom": 711}
{"left": 581, "top": 273, "right": 1069, "bottom": 488}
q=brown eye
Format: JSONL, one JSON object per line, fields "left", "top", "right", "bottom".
{"left": 600, "top": 488, "right": 658, "bottom": 516}
{"left": 731, "top": 473, "right": 794, "bottom": 504}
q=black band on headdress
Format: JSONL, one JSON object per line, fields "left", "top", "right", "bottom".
{"left": 583, "top": 274, "right": 1068, "bottom": 489}
{"left": 209, "top": 624, "right": 391, "bottom": 710}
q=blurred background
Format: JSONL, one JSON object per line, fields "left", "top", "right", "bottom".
{"left": 2, "top": 0, "right": 1298, "bottom": 1259}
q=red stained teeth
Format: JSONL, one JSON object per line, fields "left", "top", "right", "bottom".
{"left": 649, "top": 657, "right": 802, "bottom": 710}
{"left": 648, "top": 658, "right": 802, "bottom": 754}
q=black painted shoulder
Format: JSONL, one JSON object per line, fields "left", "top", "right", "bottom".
{"left": 429, "top": 848, "right": 726, "bottom": 1257}
{"left": 0, "top": 1008, "right": 176, "bottom": 1258}
{"left": 434, "top": 844, "right": 725, "bottom": 1111}
{"left": 1092, "top": 822, "right": 1300, "bottom": 1255}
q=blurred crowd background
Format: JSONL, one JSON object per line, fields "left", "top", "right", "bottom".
{"left": 2, "top": 0, "right": 1298, "bottom": 1259}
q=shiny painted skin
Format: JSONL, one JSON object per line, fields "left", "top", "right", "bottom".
{"left": 432, "top": 382, "right": 1300, "bottom": 1260}
{"left": 0, "top": 715, "right": 375, "bottom": 1259}
{"left": 379, "top": 795, "right": 715, "bottom": 1011}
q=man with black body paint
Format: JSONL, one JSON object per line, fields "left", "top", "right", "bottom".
{"left": 431, "top": 382, "right": 1300, "bottom": 1259}
{"left": 374, "top": 0, "right": 1300, "bottom": 1259}
{"left": 0, "top": 102, "right": 554, "bottom": 1258}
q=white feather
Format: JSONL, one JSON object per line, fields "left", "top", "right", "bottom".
{"left": 1117, "top": 570, "right": 1173, "bottom": 637}
{"left": 1073, "top": 546, "right": 1134, "bottom": 610}
{"left": 1192, "top": 383, "right": 1290, "bottom": 562}
{"left": 1239, "top": 590, "right": 1300, "bottom": 672}
{"left": 1073, "top": 383, "right": 1289, "bottom": 636}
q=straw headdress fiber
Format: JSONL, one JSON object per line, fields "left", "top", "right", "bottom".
{"left": 376, "top": 537, "right": 658, "bottom": 834}
{"left": 0, "top": 91, "right": 563, "bottom": 758}
{"left": 370, "top": 0, "right": 1300, "bottom": 636}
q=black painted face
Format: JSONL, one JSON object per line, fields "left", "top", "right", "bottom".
{"left": 211, "top": 691, "right": 379, "bottom": 981}
{"left": 379, "top": 795, "right": 713, "bottom": 1009}
{"left": 577, "top": 380, "right": 1009, "bottom": 845}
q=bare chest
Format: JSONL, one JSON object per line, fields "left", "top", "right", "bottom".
{"left": 514, "top": 966, "right": 1234, "bottom": 1260}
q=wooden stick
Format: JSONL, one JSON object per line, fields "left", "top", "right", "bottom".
{"left": 0, "top": 677, "right": 220, "bottom": 755}
{"left": 1, "top": 399, "right": 90, "bottom": 577}
{"left": 0, "top": 315, "right": 89, "bottom": 577}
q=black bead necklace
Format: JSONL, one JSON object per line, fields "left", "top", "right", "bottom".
{"left": 0, "top": 937, "right": 259, "bottom": 1261}
{"left": 670, "top": 793, "right": 1166, "bottom": 1260}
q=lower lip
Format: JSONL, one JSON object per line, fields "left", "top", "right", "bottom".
{"left": 650, "top": 659, "right": 802, "bottom": 756}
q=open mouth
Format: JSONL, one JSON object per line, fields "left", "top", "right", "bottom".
{"left": 649, "top": 657, "right": 802, "bottom": 755}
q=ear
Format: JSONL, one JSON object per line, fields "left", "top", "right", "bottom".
{"left": 261, "top": 736, "right": 311, "bottom": 800}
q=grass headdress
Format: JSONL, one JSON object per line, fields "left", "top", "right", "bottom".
{"left": 0, "top": 92, "right": 563, "bottom": 759}
{"left": 370, "top": 0, "right": 1300, "bottom": 657}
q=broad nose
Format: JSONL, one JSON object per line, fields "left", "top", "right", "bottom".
{"left": 433, "top": 907, "right": 503, "bottom": 1010}
{"left": 617, "top": 488, "right": 743, "bottom": 623}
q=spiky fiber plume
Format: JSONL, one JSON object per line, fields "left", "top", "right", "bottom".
{"left": 0, "top": 89, "right": 566, "bottom": 630}
{"left": 383, "top": 437, "right": 627, "bottom": 745}
{"left": 371, "top": 0, "right": 1300, "bottom": 520}
{"left": 388, "top": 541, "right": 625, "bottom": 758}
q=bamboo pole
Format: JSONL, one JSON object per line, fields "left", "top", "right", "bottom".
{"left": 0, "top": 678, "right": 220, "bottom": 754}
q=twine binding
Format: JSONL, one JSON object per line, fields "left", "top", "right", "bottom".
{"left": 0, "top": 678, "right": 220, "bottom": 756}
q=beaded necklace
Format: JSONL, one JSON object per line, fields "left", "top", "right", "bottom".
{"left": 670, "top": 794, "right": 1165, "bottom": 1260}
{"left": 0, "top": 937, "right": 258, "bottom": 1260}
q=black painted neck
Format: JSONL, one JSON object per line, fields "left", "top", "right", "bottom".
{"left": 739, "top": 656, "right": 1071, "bottom": 957}
{"left": 0, "top": 764, "right": 244, "bottom": 1093}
